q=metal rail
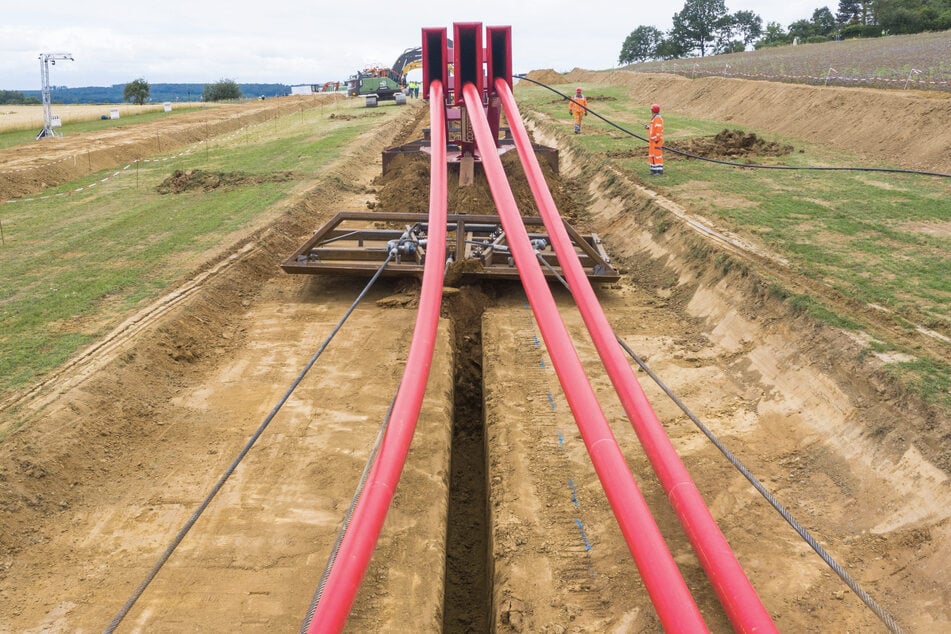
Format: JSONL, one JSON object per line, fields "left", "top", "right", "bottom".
{"left": 281, "top": 211, "right": 620, "bottom": 283}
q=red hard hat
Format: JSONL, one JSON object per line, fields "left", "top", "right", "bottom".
{"left": 651, "top": 103, "right": 660, "bottom": 113}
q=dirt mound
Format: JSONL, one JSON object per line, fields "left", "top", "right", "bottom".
{"left": 523, "top": 69, "right": 565, "bottom": 85}
{"left": 677, "top": 129, "right": 795, "bottom": 159}
{"left": 371, "top": 150, "right": 577, "bottom": 220}
{"left": 559, "top": 68, "right": 951, "bottom": 173}
{"left": 156, "top": 169, "right": 295, "bottom": 193}
{"left": 328, "top": 111, "right": 384, "bottom": 121}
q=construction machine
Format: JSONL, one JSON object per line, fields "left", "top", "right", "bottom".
{"left": 348, "top": 67, "right": 407, "bottom": 107}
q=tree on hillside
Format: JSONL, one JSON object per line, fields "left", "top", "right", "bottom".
{"left": 203, "top": 79, "right": 241, "bottom": 102}
{"left": 656, "top": 37, "right": 691, "bottom": 59}
{"left": 619, "top": 26, "right": 665, "bottom": 64}
{"left": 123, "top": 78, "right": 150, "bottom": 105}
{"left": 733, "top": 10, "right": 764, "bottom": 47}
{"left": 754, "top": 21, "right": 789, "bottom": 48}
{"left": 873, "top": 0, "right": 951, "bottom": 33}
{"left": 788, "top": 18, "right": 818, "bottom": 40}
{"left": 836, "top": 0, "right": 862, "bottom": 23}
{"left": 812, "top": 6, "right": 839, "bottom": 34}
{"left": 670, "top": 0, "right": 729, "bottom": 56}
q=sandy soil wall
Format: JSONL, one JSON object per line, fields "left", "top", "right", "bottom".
{"left": 555, "top": 69, "right": 951, "bottom": 174}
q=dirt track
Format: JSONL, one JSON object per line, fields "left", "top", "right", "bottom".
{"left": 0, "top": 76, "right": 949, "bottom": 632}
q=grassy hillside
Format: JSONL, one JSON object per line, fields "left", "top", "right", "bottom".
{"left": 626, "top": 30, "right": 951, "bottom": 91}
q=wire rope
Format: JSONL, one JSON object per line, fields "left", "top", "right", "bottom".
{"left": 535, "top": 252, "right": 904, "bottom": 633}
{"left": 103, "top": 251, "right": 396, "bottom": 634}
{"left": 299, "top": 395, "right": 398, "bottom": 632}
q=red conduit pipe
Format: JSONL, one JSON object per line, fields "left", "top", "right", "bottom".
{"left": 306, "top": 80, "right": 449, "bottom": 634}
{"left": 463, "top": 82, "right": 709, "bottom": 633}
{"left": 496, "top": 77, "right": 777, "bottom": 634}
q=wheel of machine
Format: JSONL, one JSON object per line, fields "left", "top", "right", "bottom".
{"left": 395, "top": 92, "right": 407, "bottom": 106}
{"left": 365, "top": 95, "right": 378, "bottom": 108}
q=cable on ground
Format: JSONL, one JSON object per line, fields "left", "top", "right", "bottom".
{"left": 103, "top": 250, "right": 396, "bottom": 633}
{"left": 299, "top": 394, "right": 398, "bottom": 632}
{"left": 536, "top": 253, "right": 904, "bottom": 634}
{"left": 515, "top": 75, "right": 951, "bottom": 179}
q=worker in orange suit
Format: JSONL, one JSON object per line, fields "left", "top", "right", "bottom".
{"left": 568, "top": 87, "right": 588, "bottom": 134}
{"left": 645, "top": 103, "right": 664, "bottom": 175}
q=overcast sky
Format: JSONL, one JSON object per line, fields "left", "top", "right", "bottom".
{"left": 1, "top": 1, "right": 822, "bottom": 90}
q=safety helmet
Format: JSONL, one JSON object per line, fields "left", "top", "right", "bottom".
{"left": 576, "top": 87, "right": 582, "bottom": 93}
{"left": 651, "top": 103, "right": 660, "bottom": 113}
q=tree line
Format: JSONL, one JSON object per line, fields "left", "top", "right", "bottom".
{"left": 619, "top": 0, "right": 951, "bottom": 63}
{"left": 1, "top": 80, "right": 279, "bottom": 106}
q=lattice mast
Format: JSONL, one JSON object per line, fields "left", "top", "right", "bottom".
{"left": 36, "top": 52, "right": 73, "bottom": 140}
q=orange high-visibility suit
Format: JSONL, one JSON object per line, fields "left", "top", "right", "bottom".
{"left": 648, "top": 112, "right": 664, "bottom": 175}
{"left": 568, "top": 90, "right": 588, "bottom": 134}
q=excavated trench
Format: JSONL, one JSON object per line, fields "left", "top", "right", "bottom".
{"left": 441, "top": 284, "right": 494, "bottom": 632}
{"left": 1, "top": 95, "right": 948, "bottom": 632}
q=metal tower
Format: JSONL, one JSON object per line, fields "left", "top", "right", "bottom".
{"left": 36, "top": 52, "right": 73, "bottom": 140}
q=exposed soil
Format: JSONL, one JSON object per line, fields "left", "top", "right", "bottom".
{"left": 675, "top": 129, "right": 795, "bottom": 159}
{"left": 156, "top": 169, "right": 296, "bottom": 193}
{"left": 529, "top": 68, "right": 951, "bottom": 173}
{"left": 0, "top": 76, "right": 949, "bottom": 633}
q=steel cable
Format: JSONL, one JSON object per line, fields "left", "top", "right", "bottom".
{"left": 103, "top": 251, "right": 396, "bottom": 634}
{"left": 536, "top": 253, "right": 903, "bottom": 634}
{"left": 299, "top": 395, "right": 397, "bottom": 632}
{"left": 515, "top": 74, "right": 951, "bottom": 179}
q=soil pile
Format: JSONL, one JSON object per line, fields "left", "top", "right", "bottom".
{"left": 676, "top": 129, "right": 795, "bottom": 159}
{"left": 371, "top": 150, "right": 577, "bottom": 220}
{"left": 156, "top": 169, "right": 295, "bottom": 193}
{"left": 523, "top": 69, "right": 566, "bottom": 85}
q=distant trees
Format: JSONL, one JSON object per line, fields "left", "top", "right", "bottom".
{"left": 619, "top": 26, "right": 665, "bottom": 64}
{"left": 123, "top": 78, "right": 150, "bottom": 105}
{"left": 203, "top": 79, "right": 242, "bottom": 102}
{"left": 733, "top": 10, "right": 765, "bottom": 47}
{"left": 0, "top": 90, "right": 39, "bottom": 105}
{"left": 670, "top": 0, "right": 729, "bottom": 57}
{"left": 619, "top": 0, "right": 764, "bottom": 62}
{"left": 619, "top": 0, "right": 951, "bottom": 63}
{"left": 874, "top": 0, "right": 951, "bottom": 34}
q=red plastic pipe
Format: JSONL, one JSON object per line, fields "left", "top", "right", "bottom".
{"left": 496, "top": 77, "right": 777, "bottom": 634}
{"left": 463, "top": 82, "right": 709, "bottom": 633}
{"left": 306, "top": 80, "right": 449, "bottom": 634}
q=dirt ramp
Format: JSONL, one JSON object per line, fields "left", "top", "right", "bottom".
{"left": 561, "top": 69, "right": 951, "bottom": 173}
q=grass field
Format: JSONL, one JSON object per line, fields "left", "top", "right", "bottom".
{"left": 0, "top": 100, "right": 394, "bottom": 398}
{"left": 0, "top": 102, "right": 212, "bottom": 135}
{"left": 1, "top": 84, "right": 949, "bottom": 409}
{"left": 518, "top": 82, "right": 951, "bottom": 406}
{"left": 629, "top": 29, "right": 951, "bottom": 91}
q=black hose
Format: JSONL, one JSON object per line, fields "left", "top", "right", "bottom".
{"left": 104, "top": 251, "right": 396, "bottom": 634}
{"left": 515, "top": 74, "right": 951, "bottom": 179}
{"left": 535, "top": 253, "right": 904, "bottom": 633}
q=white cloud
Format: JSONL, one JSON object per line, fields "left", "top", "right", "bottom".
{"left": 1, "top": 1, "right": 818, "bottom": 90}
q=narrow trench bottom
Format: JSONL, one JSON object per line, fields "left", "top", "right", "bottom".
{"left": 442, "top": 285, "right": 492, "bottom": 632}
